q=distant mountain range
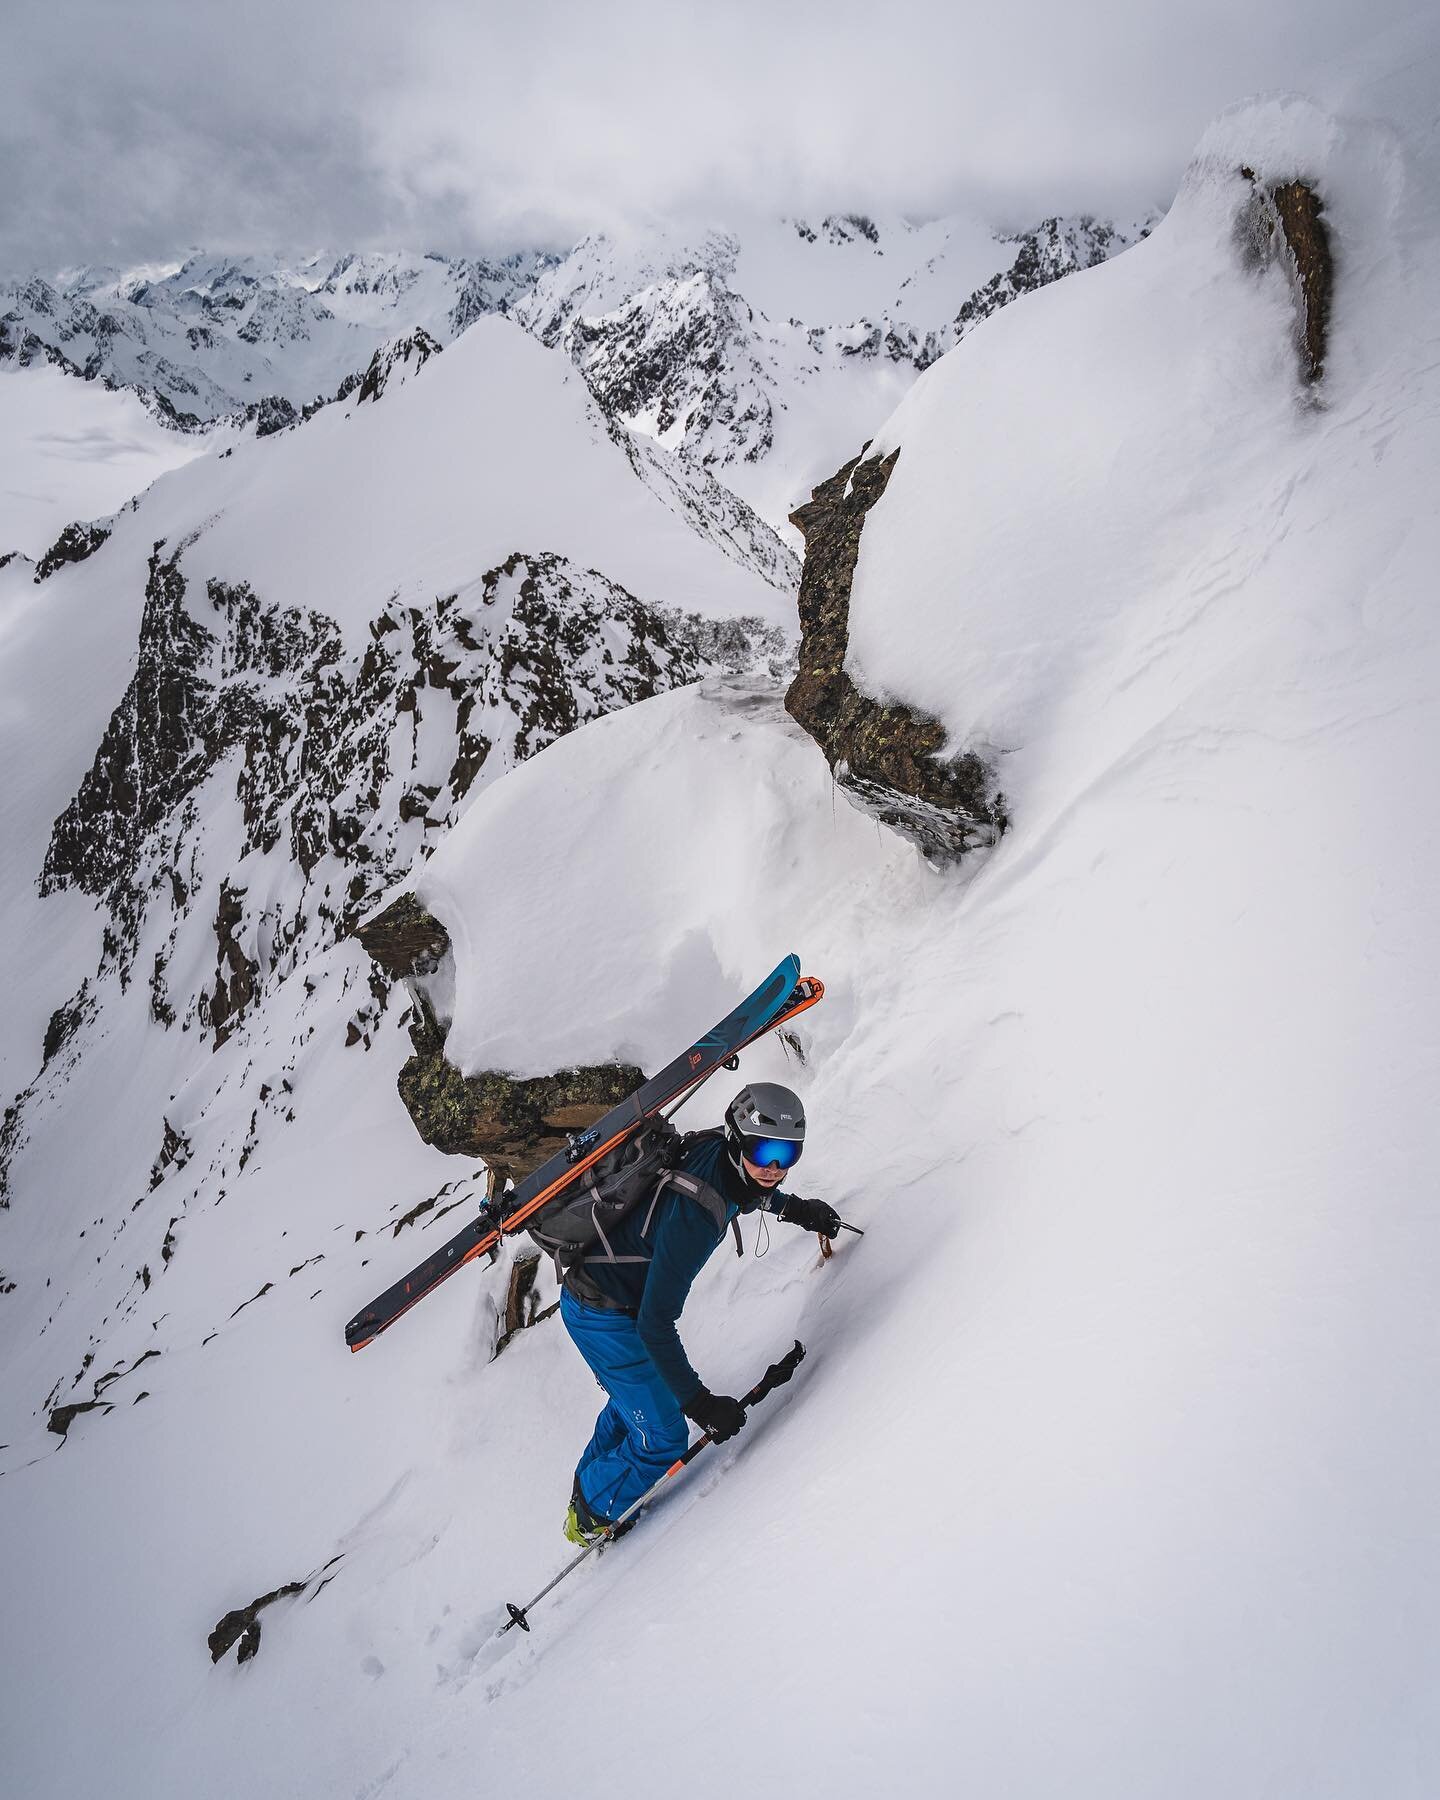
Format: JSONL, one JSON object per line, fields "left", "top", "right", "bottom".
{"left": 2, "top": 211, "right": 1148, "bottom": 530}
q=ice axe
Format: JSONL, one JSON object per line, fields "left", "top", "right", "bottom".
{"left": 501, "top": 1340, "right": 807, "bottom": 1635}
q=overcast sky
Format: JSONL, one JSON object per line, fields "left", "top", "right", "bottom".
{"left": 0, "top": 0, "right": 1417, "bottom": 272}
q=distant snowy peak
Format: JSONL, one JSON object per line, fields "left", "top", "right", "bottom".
{"left": 314, "top": 249, "right": 559, "bottom": 337}
{"left": 512, "top": 225, "right": 739, "bottom": 348}
{"left": 354, "top": 327, "right": 443, "bottom": 405}
{"left": 569, "top": 270, "right": 780, "bottom": 468}
{"left": 540, "top": 211, "right": 1147, "bottom": 492}
{"left": 948, "top": 214, "right": 1149, "bottom": 348}
{"left": 788, "top": 213, "right": 882, "bottom": 246}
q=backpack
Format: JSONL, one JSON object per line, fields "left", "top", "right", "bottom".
{"left": 526, "top": 1116, "right": 684, "bottom": 1274}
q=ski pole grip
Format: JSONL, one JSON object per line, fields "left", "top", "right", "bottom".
{"left": 746, "top": 1339, "right": 805, "bottom": 1407}
{"left": 676, "top": 1342, "right": 806, "bottom": 1468}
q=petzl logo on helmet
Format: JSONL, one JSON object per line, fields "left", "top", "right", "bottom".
{"left": 688, "top": 1051, "right": 702, "bottom": 1069}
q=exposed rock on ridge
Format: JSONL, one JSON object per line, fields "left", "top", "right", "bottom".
{"left": 1238, "top": 172, "right": 1332, "bottom": 383}
{"left": 41, "top": 540, "right": 782, "bottom": 1011}
{"left": 785, "top": 448, "right": 1005, "bottom": 862}
{"left": 355, "top": 892, "right": 642, "bottom": 1177}
{"left": 33, "top": 519, "right": 112, "bottom": 582}
{"left": 356, "top": 328, "right": 443, "bottom": 404}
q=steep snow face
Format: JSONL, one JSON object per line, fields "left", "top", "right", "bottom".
{"left": 343, "top": 44, "right": 1440, "bottom": 1798}
{"left": 846, "top": 66, "right": 1437, "bottom": 771}
{"left": 102, "top": 315, "right": 792, "bottom": 645}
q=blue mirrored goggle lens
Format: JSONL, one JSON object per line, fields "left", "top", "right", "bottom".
{"left": 745, "top": 1136, "right": 802, "bottom": 1170}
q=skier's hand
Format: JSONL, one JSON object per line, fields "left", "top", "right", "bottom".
{"left": 686, "top": 1389, "right": 747, "bottom": 1444}
{"left": 782, "top": 1196, "right": 843, "bottom": 1240}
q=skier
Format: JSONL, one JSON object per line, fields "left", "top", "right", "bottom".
{"left": 559, "top": 1082, "right": 840, "bottom": 1545}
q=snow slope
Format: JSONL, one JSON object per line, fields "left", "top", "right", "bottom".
{"left": 4, "top": 24, "right": 1440, "bottom": 1800}
{"left": 125, "top": 314, "right": 791, "bottom": 639}
{"left": 0, "top": 363, "right": 206, "bottom": 559}
{"left": 374, "top": 37, "right": 1440, "bottom": 1793}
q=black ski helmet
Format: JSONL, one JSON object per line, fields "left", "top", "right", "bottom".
{"left": 725, "top": 1082, "right": 806, "bottom": 1175}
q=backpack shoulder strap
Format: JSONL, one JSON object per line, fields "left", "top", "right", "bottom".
{"left": 642, "top": 1166, "right": 729, "bottom": 1238}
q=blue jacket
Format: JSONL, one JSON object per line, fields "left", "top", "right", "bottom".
{"left": 570, "top": 1130, "right": 792, "bottom": 1409}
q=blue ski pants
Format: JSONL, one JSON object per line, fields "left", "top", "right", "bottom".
{"left": 560, "top": 1288, "right": 690, "bottom": 1521}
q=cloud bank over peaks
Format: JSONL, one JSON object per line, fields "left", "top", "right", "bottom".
{"left": 1, "top": 0, "right": 1418, "bottom": 271}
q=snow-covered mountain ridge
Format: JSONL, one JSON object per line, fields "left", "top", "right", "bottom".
{"left": 0, "top": 311, "right": 792, "bottom": 1207}
{"left": 7, "top": 24, "right": 1439, "bottom": 1798}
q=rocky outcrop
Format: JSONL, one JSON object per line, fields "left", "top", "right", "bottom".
{"left": 355, "top": 888, "right": 643, "bottom": 1176}
{"left": 785, "top": 448, "right": 1006, "bottom": 862}
{"left": 399, "top": 1026, "right": 642, "bottom": 1176}
{"left": 1238, "top": 172, "right": 1333, "bottom": 383}
{"left": 47, "top": 1397, "right": 115, "bottom": 1439}
{"left": 353, "top": 892, "right": 449, "bottom": 982}
{"left": 208, "top": 1558, "right": 342, "bottom": 1665}
{"left": 245, "top": 394, "right": 298, "bottom": 437}
{"left": 948, "top": 216, "right": 1129, "bottom": 354}
{"left": 41, "top": 539, "right": 216, "bottom": 959}
{"left": 34, "top": 520, "right": 112, "bottom": 583}
{"left": 42, "top": 542, "right": 778, "bottom": 998}
{"left": 207, "top": 880, "right": 260, "bottom": 1049}
{"left": 355, "top": 327, "right": 442, "bottom": 404}
{"left": 47, "top": 1346, "right": 160, "bottom": 1437}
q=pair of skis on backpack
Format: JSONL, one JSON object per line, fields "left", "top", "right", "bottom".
{"left": 344, "top": 954, "right": 825, "bottom": 1353}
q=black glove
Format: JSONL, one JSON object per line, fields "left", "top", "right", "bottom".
{"left": 685, "top": 1388, "right": 747, "bottom": 1444}
{"left": 781, "top": 1196, "right": 842, "bottom": 1239}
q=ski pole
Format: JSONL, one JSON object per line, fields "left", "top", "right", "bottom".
{"left": 501, "top": 1339, "right": 806, "bottom": 1635}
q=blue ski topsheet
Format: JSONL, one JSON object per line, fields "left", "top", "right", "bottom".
{"left": 344, "top": 954, "right": 806, "bottom": 1349}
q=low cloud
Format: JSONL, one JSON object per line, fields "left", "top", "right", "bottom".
{"left": 0, "top": 0, "right": 1412, "bottom": 272}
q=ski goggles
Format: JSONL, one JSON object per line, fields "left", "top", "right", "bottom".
{"left": 742, "top": 1135, "right": 803, "bottom": 1171}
